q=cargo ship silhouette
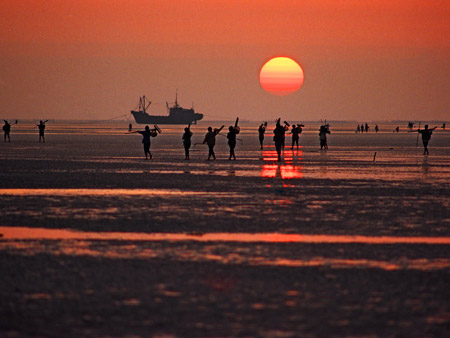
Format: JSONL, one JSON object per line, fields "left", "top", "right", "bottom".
{"left": 131, "top": 93, "right": 203, "bottom": 125}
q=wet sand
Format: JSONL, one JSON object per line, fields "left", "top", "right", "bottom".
{"left": 1, "top": 122, "right": 449, "bottom": 337}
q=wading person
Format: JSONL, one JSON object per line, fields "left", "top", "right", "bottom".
{"left": 37, "top": 120, "right": 48, "bottom": 143}
{"left": 132, "top": 125, "right": 158, "bottom": 159}
{"left": 3, "top": 120, "right": 11, "bottom": 142}
{"left": 258, "top": 122, "right": 266, "bottom": 150}
{"left": 182, "top": 124, "right": 193, "bottom": 160}
{"left": 319, "top": 124, "right": 330, "bottom": 150}
{"left": 291, "top": 124, "right": 303, "bottom": 150}
{"left": 203, "top": 125, "right": 224, "bottom": 160}
{"left": 227, "top": 118, "right": 240, "bottom": 160}
{"left": 417, "top": 124, "right": 437, "bottom": 155}
{"left": 273, "top": 119, "right": 285, "bottom": 161}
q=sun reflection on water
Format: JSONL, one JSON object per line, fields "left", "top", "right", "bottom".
{"left": 260, "top": 149, "right": 303, "bottom": 179}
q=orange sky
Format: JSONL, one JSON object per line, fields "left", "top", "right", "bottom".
{"left": 1, "top": 0, "right": 449, "bottom": 121}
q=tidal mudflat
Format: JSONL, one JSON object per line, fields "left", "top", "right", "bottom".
{"left": 1, "top": 122, "right": 449, "bottom": 337}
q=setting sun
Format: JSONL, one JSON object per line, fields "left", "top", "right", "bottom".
{"left": 259, "top": 57, "right": 304, "bottom": 96}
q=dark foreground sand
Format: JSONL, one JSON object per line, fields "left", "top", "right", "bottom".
{"left": 1, "top": 248, "right": 449, "bottom": 338}
{"left": 1, "top": 125, "right": 449, "bottom": 337}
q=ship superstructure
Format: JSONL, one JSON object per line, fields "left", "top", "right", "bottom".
{"left": 131, "top": 93, "right": 203, "bottom": 125}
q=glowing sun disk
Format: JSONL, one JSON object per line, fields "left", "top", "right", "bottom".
{"left": 260, "top": 57, "right": 304, "bottom": 96}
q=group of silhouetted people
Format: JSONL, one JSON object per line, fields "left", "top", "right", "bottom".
{"left": 131, "top": 119, "right": 332, "bottom": 161}
{"left": 2, "top": 118, "right": 442, "bottom": 159}
{"left": 3, "top": 120, "right": 47, "bottom": 143}
{"left": 356, "top": 123, "right": 379, "bottom": 133}
{"left": 270, "top": 119, "right": 313, "bottom": 161}
{"left": 132, "top": 119, "right": 240, "bottom": 161}
{"left": 197, "top": 118, "right": 240, "bottom": 161}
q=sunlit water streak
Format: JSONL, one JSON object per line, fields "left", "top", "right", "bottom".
{"left": 0, "top": 188, "right": 242, "bottom": 197}
{"left": 2, "top": 226, "right": 449, "bottom": 244}
{"left": 1, "top": 227, "right": 449, "bottom": 271}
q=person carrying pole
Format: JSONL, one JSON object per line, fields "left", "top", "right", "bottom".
{"left": 417, "top": 124, "right": 437, "bottom": 155}
{"left": 203, "top": 125, "right": 224, "bottom": 160}
{"left": 130, "top": 125, "right": 161, "bottom": 159}
{"left": 227, "top": 118, "right": 240, "bottom": 160}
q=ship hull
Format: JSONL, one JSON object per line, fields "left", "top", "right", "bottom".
{"left": 131, "top": 111, "right": 203, "bottom": 125}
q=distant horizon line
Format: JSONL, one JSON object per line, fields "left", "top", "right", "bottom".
{"left": 1, "top": 118, "right": 447, "bottom": 124}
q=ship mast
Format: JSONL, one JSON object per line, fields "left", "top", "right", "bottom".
{"left": 175, "top": 89, "right": 179, "bottom": 108}
{"left": 140, "top": 95, "right": 151, "bottom": 113}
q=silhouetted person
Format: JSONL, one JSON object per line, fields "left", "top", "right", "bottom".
{"left": 291, "top": 124, "right": 302, "bottom": 149}
{"left": 37, "top": 120, "right": 47, "bottom": 142}
{"left": 273, "top": 119, "right": 285, "bottom": 161}
{"left": 361, "top": 124, "right": 364, "bottom": 133}
{"left": 182, "top": 124, "right": 193, "bottom": 160}
{"left": 418, "top": 125, "right": 437, "bottom": 155}
{"left": 128, "top": 123, "right": 132, "bottom": 132}
{"left": 356, "top": 124, "right": 360, "bottom": 133}
{"left": 375, "top": 124, "right": 379, "bottom": 133}
{"left": 394, "top": 126, "right": 399, "bottom": 133}
{"left": 319, "top": 125, "right": 330, "bottom": 150}
{"left": 258, "top": 123, "right": 266, "bottom": 149}
{"left": 442, "top": 123, "right": 446, "bottom": 130}
{"left": 365, "top": 123, "right": 369, "bottom": 133}
{"left": 203, "top": 125, "right": 224, "bottom": 160}
{"left": 282, "top": 121, "right": 290, "bottom": 148}
{"left": 227, "top": 121, "right": 240, "bottom": 160}
{"left": 133, "top": 125, "right": 158, "bottom": 159}
{"left": 3, "top": 120, "right": 11, "bottom": 142}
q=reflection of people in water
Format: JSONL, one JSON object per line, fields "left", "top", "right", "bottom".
{"left": 417, "top": 124, "right": 437, "bottom": 155}
{"left": 203, "top": 125, "right": 224, "bottom": 160}
{"left": 182, "top": 124, "right": 193, "bottom": 160}
{"left": 3, "top": 120, "right": 11, "bottom": 142}
{"left": 227, "top": 123, "right": 240, "bottom": 160}
{"left": 273, "top": 119, "right": 285, "bottom": 161}
{"left": 132, "top": 125, "right": 158, "bottom": 159}
{"left": 258, "top": 123, "right": 266, "bottom": 149}
{"left": 319, "top": 125, "right": 330, "bottom": 150}
{"left": 37, "top": 120, "right": 48, "bottom": 143}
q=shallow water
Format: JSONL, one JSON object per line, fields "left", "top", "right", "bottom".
{"left": 2, "top": 226, "right": 450, "bottom": 272}
{"left": 1, "top": 121, "right": 449, "bottom": 337}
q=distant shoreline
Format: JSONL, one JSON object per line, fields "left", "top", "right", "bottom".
{"left": 1, "top": 119, "right": 447, "bottom": 125}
